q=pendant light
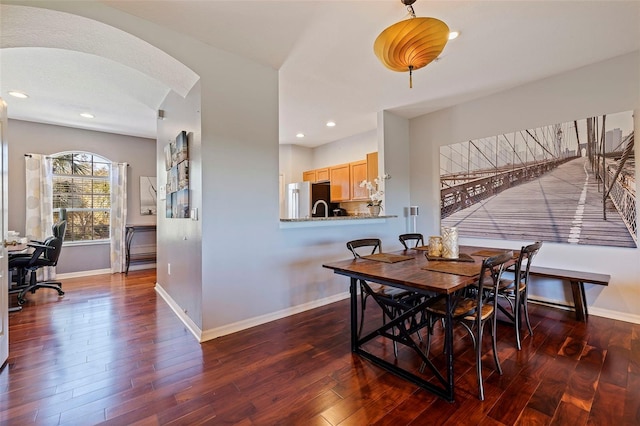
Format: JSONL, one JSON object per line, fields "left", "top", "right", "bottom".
{"left": 373, "top": 0, "right": 449, "bottom": 88}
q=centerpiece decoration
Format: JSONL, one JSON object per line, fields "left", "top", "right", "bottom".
{"left": 360, "top": 175, "right": 387, "bottom": 216}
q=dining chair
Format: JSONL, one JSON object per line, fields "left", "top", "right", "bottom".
{"left": 398, "top": 233, "right": 424, "bottom": 250}
{"left": 496, "top": 241, "right": 543, "bottom": 350}
{"left": 346, "top": 238, "right": 412, "bottom": 357}
{"left": 423, "top": 250, "right": 513, "bottom": 401}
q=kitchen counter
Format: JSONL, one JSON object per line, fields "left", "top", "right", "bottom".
{"left": 280, "top": 215, "right": 397, "bottom": 228}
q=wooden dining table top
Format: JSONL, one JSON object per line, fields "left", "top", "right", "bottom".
{"left": 322, "top": 245, "right": 516, "bottom": 295}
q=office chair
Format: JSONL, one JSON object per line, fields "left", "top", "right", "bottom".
{"left": 9, "top": 220, "right": 66, "bottom": 305}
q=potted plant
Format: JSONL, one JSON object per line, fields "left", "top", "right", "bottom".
{"left": 359, "top": 176, "right": 385, "bottom": 216}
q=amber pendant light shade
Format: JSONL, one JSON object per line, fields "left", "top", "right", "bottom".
{"left": 373, "top": 2, "right": 449, "bottom": 88}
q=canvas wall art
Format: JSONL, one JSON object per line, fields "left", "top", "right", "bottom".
{"left": 439, "top": 110, "right": 636, "bottom": 248}
{"left": 165, "top": 130, "right": 189, "bottom": 218}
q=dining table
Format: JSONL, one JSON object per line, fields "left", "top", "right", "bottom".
{"left": 322, "top": 244, "right": 516, "bottom": 402}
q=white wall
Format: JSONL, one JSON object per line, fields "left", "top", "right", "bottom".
{"left": 6, "top": 119, "right": 156, "bottom": 274}
{"left": 409, "top": 52, "right": 640, "bottom": 323}
{"left": 156, "top": 83, "right": 203, "bottom": 328}
{"left": 279, "top": 144, "right": 312, "bottom": 185}
{"left": 313, "top": 130, "right": 377, "bottom": 168}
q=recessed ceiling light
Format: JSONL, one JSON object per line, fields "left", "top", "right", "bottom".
{"left": 80, "top": 112, "right": 95, "bottom": 119}
{"left": 296, "top": 133, "right": 305, "bottom": 138}
{"left": 326, "top": 121, "right": 336, "bottom": 127}
{"left": 448, "top": 31, "right": 460, "bottom": 40}
{"left": 8, "top": 91, "right": 28, "bottom": 99}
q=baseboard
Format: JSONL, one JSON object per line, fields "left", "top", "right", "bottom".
{"left": 57, "top": 269, "right": 112, "bottom": 279}
{"left": 154, "top": 283, "right": 202, "bottom": 342}
{"left": 56, "top": 264, "right": 155, "bottom": 280}
{"left": 589, "top": 307, "right": 640, "bottom": 325}
{"left": 200, "top": 292, "right": 351, "bottom": 342}
{"left": 529, "top": 296, "right": 640, "bottom": 324}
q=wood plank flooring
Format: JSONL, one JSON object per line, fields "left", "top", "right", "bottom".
{"left": 1, "top": 270, "right": 639, "bottom": 425}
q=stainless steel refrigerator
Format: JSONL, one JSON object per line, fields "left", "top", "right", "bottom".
{"left": 285, "top": 181, "right": 331, "bottom": 219}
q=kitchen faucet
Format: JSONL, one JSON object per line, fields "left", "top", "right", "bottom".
{"left": 312, "top": 200, "right": 329, "bottom": 217}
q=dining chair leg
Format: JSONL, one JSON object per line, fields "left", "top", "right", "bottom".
{"left": 522, "top": 294, "right": 533, "bottom": 338}
{"left": 491, "top": 316, "right": 502, "bottom": 375}
{"left": 358, "top": 287, "right": 367, "bottom": 338}
{"left": 476, "top": 321, "right": 485, "bottom": 401}
{"left": 514, "top": 293, "right": 523, "bottom": 351}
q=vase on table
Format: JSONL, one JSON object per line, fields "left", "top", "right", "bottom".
{"left": 369, "top": 205, "right": 381, "bottom": 217}
{"left": 428, "top": 236, "right": 443, "bottom": 257}
{"left": 441, "top": 226, "right": 459, "bottom": 259}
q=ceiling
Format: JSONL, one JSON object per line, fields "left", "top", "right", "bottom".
{"left": 1, "top": 1, "right": 639, "bottom": 148}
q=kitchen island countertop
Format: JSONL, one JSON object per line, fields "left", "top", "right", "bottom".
{"left": 280, "top": 215, "right": 396, "bottom": 222}
{"left": 280, "top": 215, "right": 397, "bottom": 228}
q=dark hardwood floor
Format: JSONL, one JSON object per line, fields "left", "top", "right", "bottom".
{"left": 1, "top": 270, "right": 639, "bottom": 425}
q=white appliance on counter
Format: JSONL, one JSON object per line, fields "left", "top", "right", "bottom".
{"left": 285, "top": 181, "right": 331, "bottom": 219}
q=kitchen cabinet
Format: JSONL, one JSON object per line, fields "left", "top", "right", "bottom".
{"left": 316, "top": 168, "right": 329, "bottom": 182}
{"left": 303, "top": 152, "right": 378, "bottom": 202}
{"left": 329, "top": 163, "right": 350, "bottom": 202}
{"left": 367, "top": 152, "right": 378, "bottom": 182}
{"left": 350, "top": 160, "right": 368, "bottom": 201}
{"left": 302, "top": 167, "right": 329, "bottom": 183}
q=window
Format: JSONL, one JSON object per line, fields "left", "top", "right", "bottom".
{"left": 52, "top": 152, "right": 111, "bottom": 242}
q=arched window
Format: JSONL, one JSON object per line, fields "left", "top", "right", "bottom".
{"left": 51, "top": 152, "right": 111, "bottom": 242}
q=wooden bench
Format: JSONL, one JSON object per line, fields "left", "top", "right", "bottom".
{"left": 527, "top": 266, "right": 610, "bottom": 322}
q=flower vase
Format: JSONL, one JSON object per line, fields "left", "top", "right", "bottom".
{"left": 369, "top": 205, "right": 381, "bottom": 217}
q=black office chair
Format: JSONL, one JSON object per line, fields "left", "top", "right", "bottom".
{"left": 10, "top": 220, "right": 66, "bottom": 305}
{"left": 399, "top": 233, "right": 424, "bottom": 250}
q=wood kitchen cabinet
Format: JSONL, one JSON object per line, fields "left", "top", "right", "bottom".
{"left": 367, "top": 152, "right": 378, "bottom": 182}
{"left": 329, "top": 163, "right": 350, "bottom": 202}
{"left": 302, "top": 167, "right": 329, "bottom": 182}
{"left": 316, "top": 168, "right": 329, "bottom": 182}
{"left": 303, "top": 152, "right": 378, "bottom": 202}
{"left": 350, "top": 160, "right": 368, "bottom": 201}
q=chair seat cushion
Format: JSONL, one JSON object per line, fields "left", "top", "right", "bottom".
{"left": 498, "top": 279, "right": 525, "bottom": 294}
{"left": 428, "top": 297, "right": 476, "bottom": 317}
{"left": 9, "top": 257, "right": 51, "bottom": 268}
{"left": 428, "top": 297, "right": 495, "bottom": 321}
{"left": 374, "top": 285, "right": 411, "bottom": 299}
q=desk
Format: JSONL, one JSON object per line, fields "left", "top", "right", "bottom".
{"left": 125, "top": 225, "right": 156, "bottom": 275}
{"left": 323, "top": 245, "right": 513, "bottom": 402}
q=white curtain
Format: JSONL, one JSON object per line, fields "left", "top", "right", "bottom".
{"left": 24, "top": 154, "right": 55, "bottom": 280}
{"left": 110, "top": 162, "right": 128, "bottom": 273}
